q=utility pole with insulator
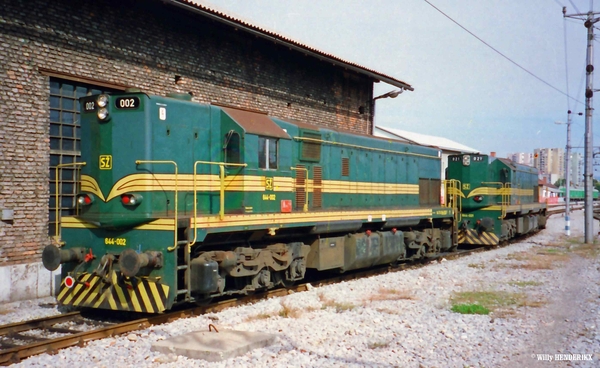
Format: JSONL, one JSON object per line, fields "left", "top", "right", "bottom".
{"left": 564, "top": 7, "right": 600, "bottom": 243}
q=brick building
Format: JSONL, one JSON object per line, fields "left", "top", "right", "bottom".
{"left": 0, "top": 0, "right": 412, "bottom": 302}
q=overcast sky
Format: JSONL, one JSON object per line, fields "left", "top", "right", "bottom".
{"left": 194, "top": 0, "right": 598, "bottom": 158}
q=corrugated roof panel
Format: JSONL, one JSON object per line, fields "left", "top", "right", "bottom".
{"left": 375, "top": 126, "right": 480, "bottom": 153}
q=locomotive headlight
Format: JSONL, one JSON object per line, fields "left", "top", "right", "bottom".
{"left": 96, "top": 94, "right": 109, "bottom": 108}
{"left": 462, "top": 155, "right": 471, "bottom": 166}
{"left": 97, "top": 108, "right": 109, "bottom": 121}
{"left": 121, "top": 193, "right": 143, "bottom": 206}
{"left": 77, "top": 193, "right": 94, "bottom": 205}
{"left": 473, "top": 195, "right": 484, "bottom": 203}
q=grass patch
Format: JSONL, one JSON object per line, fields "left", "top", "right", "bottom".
{"left": 365, "top": 287, "right": 416, "bottom": 302}
{"left": 451, "top": 303, "right": 490, "bottom": 315}
{"left": 506, "top": 251, "right": 529, "bottom": 261}
{"left": 244, "top": 312, "right": 272, "bottom": 322}
{"left": 542, "top": 236, "right": 600, "bottom": 258}
{"left": 508, "top": 281, "right": 542, "bottom": 287}
{"left": 468, "top": 263, "right": 485, "bottom": 269}
{"left": 367, "top": 340, "right": 391, "bottom": 349}
{"left": 278, "top": 301, "right": 302, "bottom": 318}
{"left": 375, "top": 307, "right": 401, "bottom": 315}
{"left": 450, "top": 290, "right": 546, "bottom": 317}
{"left": 502, "top": 250, "right": 569, "bottom": 270}
{"left": 541, "top": 248, "right": 562, "bottom": 254}
{"left": 318, "top": 293, "right": 355, "bottom": 312}
{"left": 451, "top": 291, "right": 520, "bottom": 309}
{"left": 571, "top": 243, "right": 600, "bottom": 259}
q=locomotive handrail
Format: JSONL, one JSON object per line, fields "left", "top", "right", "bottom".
{"left": 135, "top": 160, "right": 179, "bottom": 251}
{"left": 290, "top": 166, "right": 309, "bottom": 212}
{"left": 188, "top": 161, "right": 248, "bottom": 249}
{"left": 443, "top": 179, "right": 461, "bottom": 222}
{"left": 501, "top": 183, "right": 512, "bottom": 219}
{"left": 54, "top": 162, "right": 87, "bottom": 244}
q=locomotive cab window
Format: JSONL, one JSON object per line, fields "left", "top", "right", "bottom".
{"left": 224, "top": 130, "right": 241, "bottom": 164}
{"left": 258, "top": 137, "right": 278, "bottom": 170}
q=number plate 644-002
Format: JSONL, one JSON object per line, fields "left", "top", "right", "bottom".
{"left": 114, "top": 97, "right": 140, "bottom": 109}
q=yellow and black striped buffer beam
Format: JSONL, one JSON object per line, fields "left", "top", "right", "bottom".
{"left": 458, "top": 229, "right": 499, "bottom": 246}
{"left": 57, "top": 272, "right": 170, "bottom": 313}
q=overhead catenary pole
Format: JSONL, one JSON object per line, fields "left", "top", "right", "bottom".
{"left": 564, "top": 7, "right": 600, "bottom": 244}
{"left": 566, "top": 111, "right": 573, "bottom": 236}
{"left": 583, "top": 12, "right": 598, "bottom": 243}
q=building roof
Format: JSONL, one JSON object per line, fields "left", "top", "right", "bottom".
{"left": 374, "top": 126, "right": 480, "bottom": 153}
{"left": 162, "top": 0, "right": 413, "bottom": 91}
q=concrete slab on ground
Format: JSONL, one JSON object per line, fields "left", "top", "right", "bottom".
{"left": 151, "top": 329, "right": 278, "bottom": 362}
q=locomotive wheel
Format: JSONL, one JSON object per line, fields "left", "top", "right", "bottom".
{"left": 192, "top": 294, "right": 213, "bottom": 306}
{"left": 273, "top": 271, "right": 295, "bottom": 288}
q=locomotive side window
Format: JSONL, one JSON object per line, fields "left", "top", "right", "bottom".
{"left": 258, "top": 137, "right": 278, "bottom": 170}
{"left": 224, "top": 130, "right": 241, "bottom": 164}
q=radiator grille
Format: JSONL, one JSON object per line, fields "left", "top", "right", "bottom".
{"left": 313, "top": 166, "right": 322, "bottom": 208}
{"left": 341, "top": 157, "right": 350, "bottom": 177}
{"left": 295, "top": 165, "right": 306, "bottom": 209}
{"left": 300, "top": 131, "right": 321, "bottom": 161}
{"left": 419, "top": 178, "right": 441, "bottom": 206}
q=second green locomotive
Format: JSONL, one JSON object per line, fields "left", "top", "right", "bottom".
{"left": 446, "top": 154, "right": 546, "bottom": 245}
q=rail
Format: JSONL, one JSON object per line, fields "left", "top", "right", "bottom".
{"left": 1, "top": 239, "right": 518, "bottom": 365}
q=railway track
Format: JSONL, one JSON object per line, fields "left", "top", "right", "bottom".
{"left": 0, "top": 285, "right": 308, "bottom": 366}
{"left": 0, "top": 213, "right": 561, "bottom": 365}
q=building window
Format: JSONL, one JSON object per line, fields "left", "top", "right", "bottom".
{"left": 258, "top": 137, "right": 278, "bottom": 170}
{"left": 48, "top": 78, "right": 115, "bottom": 236}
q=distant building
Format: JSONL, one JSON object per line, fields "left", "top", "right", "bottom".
{"left": 507, "top": 152, "right": 534, "bottom": 166}
{"left": 538, "top": 178, "right": 560, "bottom": 204}
{"left": 569, "top": 152, "right": 583, "bottom": 187}
{"left": 374, "top": 126, "right": 480, "bottom": 179}
{"left": 533, "top": 148, "right": 564, "bottom": 183}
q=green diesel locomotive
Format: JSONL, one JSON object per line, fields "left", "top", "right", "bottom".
{"left": 43, "top": 90, "right": 456, "bottom": 313}
{"left": 446, "top": 154, "right": 546, "bottom": 246}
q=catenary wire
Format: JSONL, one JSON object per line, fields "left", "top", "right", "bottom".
{"left": 570, "top": 0, "right": 582, "bottom": 14}
{"left": 422, "top": 0, "right": 583, "bottom": 105}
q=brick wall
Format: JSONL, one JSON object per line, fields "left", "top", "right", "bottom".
{"left": 0, "top": 0, "right": 374, "bottom": 266}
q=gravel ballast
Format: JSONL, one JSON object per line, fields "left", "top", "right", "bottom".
{"left": 2, "top": 210, "right": 599, "bottom": 367}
